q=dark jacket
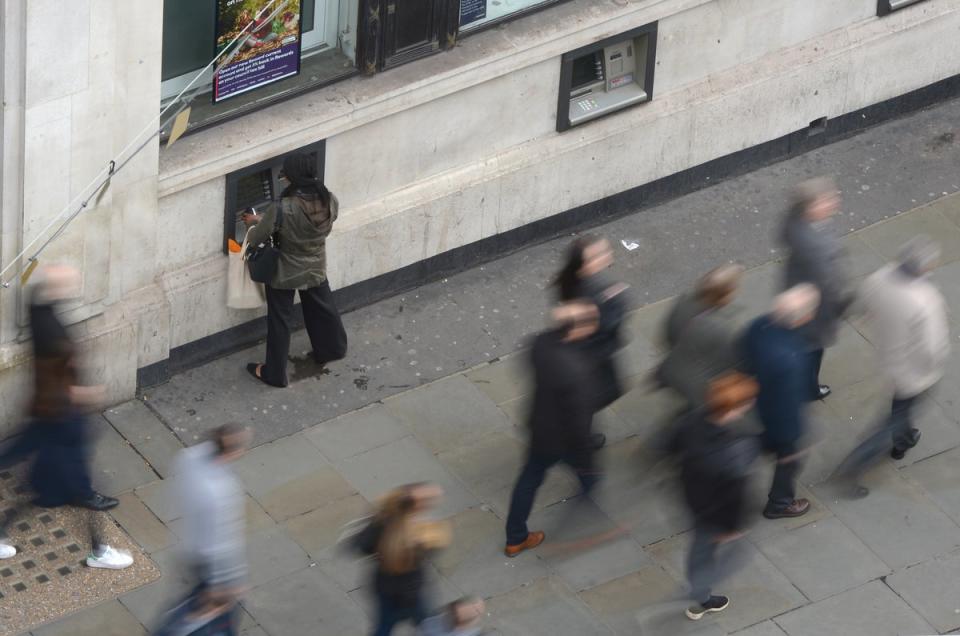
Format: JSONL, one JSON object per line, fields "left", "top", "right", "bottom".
{"left": 29, "top": 300, "right": 79, "bottom": 420}
{"left": 662, "top": 292, "right": 707, "bottom": 350}
{"left": 781, "top": 213, "right": 850, "bottom": 348}
{"left": 741, "top": 315, "right": 810, "bottom": 447}
{"left": 246, "top": 191, "right": 339, "bottom": 290}
{"left": 658, "top": 297, "right": 740, "bottom": 407}
{"left": 576, "top": 273, "right": 631, "bottom": 409}
{"left": 526, "top": 330, "right": 596, "bottom": 469}
{"left": 668, "top": 412, "right": 757, "bottom": 532}
{"left": 354, "top": 518, "right": 428, "bottom": 607}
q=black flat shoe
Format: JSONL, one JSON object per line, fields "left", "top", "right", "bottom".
{"left": 814, "top": 385, "right": 832, "bottom": 400}
{"left": 75, "top": 492, "right": 119, "bottom": 511}
{"left": 246, "top": 363, "right": 285, "bottom": 388}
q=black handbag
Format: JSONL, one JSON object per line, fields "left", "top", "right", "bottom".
{"left": 246, "top": 200, "right": 285, "bottom": 284}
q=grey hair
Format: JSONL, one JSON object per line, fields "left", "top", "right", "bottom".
{"left": 789, "top": 177, "right": 838, "bottom": 218}
{"left": 899, "top": 235, "right": 940, "bottom": 276}
{"left": 772, "top": 283, "right": 821, "bottom": 327}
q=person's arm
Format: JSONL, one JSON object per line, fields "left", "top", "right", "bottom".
{"left": 244, "top": 202, "right": 278, "bottom": 246}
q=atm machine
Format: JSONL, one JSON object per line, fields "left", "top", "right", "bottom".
{"left": 557, "top": 23, "right": 657, "bottom": 132}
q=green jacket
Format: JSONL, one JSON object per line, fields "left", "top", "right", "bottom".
{"left": 247, "top": 191, "right": 338, "bottom": 290}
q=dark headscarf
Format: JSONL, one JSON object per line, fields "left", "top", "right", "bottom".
{"left": 281, "top": 153, "right": 331, "bottom": 209}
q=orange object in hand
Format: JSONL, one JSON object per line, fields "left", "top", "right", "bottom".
{"left": 227, "top": 238, "right": 242, "bottom": 253}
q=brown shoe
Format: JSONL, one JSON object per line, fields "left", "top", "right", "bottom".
{"left": 504, "top": 531, "right": 545, "bottom": 557}
{"left": 763, "top": 498, "right": 810, "bottom": 519}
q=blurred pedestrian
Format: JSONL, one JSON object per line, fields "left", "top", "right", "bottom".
{"left": 353, "top": 483, "right": 451, "bottom": 636}
{"left": 742, "top": 285, "right": 821, "bottom": 519}
{"left": 0, "top": 266, "right": 130, "bottom": 568}
{"left": 156, "top": 424, "right": 251, "bottom": 636}
{"left": 420, "top": 596, "right": 486, "bottom": 636}
{"left": 554, "top": 236, "right": 632, "bottom": 422}
{"left": 243, "top": 153, "right": 347, "bottom": 387}
{"left": 504, "top": 300, "right": 602, "bottom": 557}
{"left": 780, "top": 177, "right": 852, "bottom": 400}
{"left": 835, "top": 237, "right": 949, "bottom": 496}
{"left": 658, "top": 264, "right": 745, "bottom": 409}
{"left": 666, "top": 372, "right": 759, "bottom": 621}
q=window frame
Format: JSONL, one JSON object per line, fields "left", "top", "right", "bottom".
{"left": 457, "top": 0, "right": 574, "bottom": 37}
{"left": 222, "top": 139, "right": 327, "bottom": 253}
{"left": 555, "top": 21, "right": 658, "bottom": 133}
{"left": 877, "top": 0, "right": 927, "bottom": 16}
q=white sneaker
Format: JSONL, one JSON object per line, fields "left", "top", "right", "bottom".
{"left": 0, "top": 543, "right": 15, "bottom": 559}
{"left": 86, "top": 545, "right": 133, "bottom": 570}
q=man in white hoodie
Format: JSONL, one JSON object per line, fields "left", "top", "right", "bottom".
{"left": 836, "top": 236, "right": 949, "bottom": 497}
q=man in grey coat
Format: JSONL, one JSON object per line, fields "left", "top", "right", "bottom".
{"left": 780, "top": 177, "right": 852, "bottom": 401}
{"left": 835, "top": 237, "right": 949, "bottom": 496}
{"left": 658, "top": 264, "right": 745, "bottom": 409}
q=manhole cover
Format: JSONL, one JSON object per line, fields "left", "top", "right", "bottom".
{"left": 0, "top": 469, "right": 159, "bottom": 635}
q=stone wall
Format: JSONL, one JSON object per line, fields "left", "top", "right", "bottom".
{"left": 1, "top": 0, "right": 958, "bottom": 436}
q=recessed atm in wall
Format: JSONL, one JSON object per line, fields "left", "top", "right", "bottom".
{"left": 557, "top": 22, "right": 658, "bottom": 132}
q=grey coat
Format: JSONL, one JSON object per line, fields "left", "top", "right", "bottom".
{"left": 658, "top": 293, "right": 741, "bottom": 407}
{"left": 247, "top": 192, "right": 339, "bottom": 290}
{"left": 781, "top": 212, "right": 850, "bottom": 348}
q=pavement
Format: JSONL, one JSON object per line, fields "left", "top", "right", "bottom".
{"left": 8, "top": 97, "right": 960, "bottom": 635}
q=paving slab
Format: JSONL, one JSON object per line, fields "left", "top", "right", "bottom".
{"left": 283, "top": 493, "right": 372, "bottom": 558}
{"left": 382, "top": 375, "right": 512, "bottom": 454}
{"left": 243, "top": 525, "right": 311, "bottom": 588}
{"left": 336, "top": 436, "right": 479, "bottom": 517}
{"left": 743, "top": 481, "right": 831, "bottom": 544}
{"left": 817, "top": 322, "right": 878, "bottom": 392}
{"left": 254, "top": 465, "right": 357, "bottom": 522}
{"left": 30, "top": 599, "right": 147, "bottom": 636}
{"left": 624, "top": 298, "right": 675, "bottom": 355}
{"left": 465, "top": 353, "right": 532, "bottom": 405}
{"left": 753, "top": 516, "right": 889, "bottom": 602}
{"left": 118, "top": 546, "right": 195, "bottom": 629}
{"left": 773, "top": 580, "right": 933, "bottom": 636}
{"left": 647, "top": 531, "right": 807, "bottom": 633}
{"left": 577, "top": 564, "right": 682, "bottom": 636}
{"left": 132, "top": 479, "right": 179, "bottom": 524}
{"left": 730, "top": 621, "right": 788, "bottom": 636}
{"left": 109, "top": 492, "right": 176, "bottom": 554}
{"left": 88, "top": 416, "right": 158, "bottom": 496}
{"left": 484, "top": 576, "right": 611, "bottom": 636}
{"left": 901, "top": 446, "right": 960, "bottom": 525}
{"left": 432, "top": 507, "right": 549, "bottom": 599}
{"left": 812, "top": 464, "right": 960, "bottom": 569}
{"left": 608, "top": 385, "right": 687, "bottom": 449}
{"left": 886, "top": 550, "right": 960, "bottom": 633}
{"left": 303, "top": 403, "right": 410, "bottom": 461}
{"left": 242, "top": 565, "right": 368, "bottom": 636}
{"left": 528, "top": 498, "right": 651, "bottom": 593}
{"left": 231, "top": 433, "right": 329, "bottom": 500}
{"left": 840, "top": 233, "right": 888, "bottom": 281}
{"left": 857, "top": 204, "right": 960, "bottom": 265}
{"left": 103, "top": 400, "right": 183, "bottom": 478}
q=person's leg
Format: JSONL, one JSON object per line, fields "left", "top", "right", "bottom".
{"left": 299, "top": 282, "right": 347, "bottom": 365}
{"left": 808, "top": 348, "right": 825, "bottom": 398}
{"left": 686, "top": 526, "right": 716, "bottom": 604}
{"left": 262, "top": 286, "right": 296, "bottom": 386}
{"left": 891, "top": 394, "right": 922, "bottom": 454}
{"left": 505, "top": 454, "right": 553, "bottom": 546}
{"left": 372, "top": 590, "right": 400, "bottom": 636}
{"left": 766, "top": 443, "right": 804, "bottom": 514}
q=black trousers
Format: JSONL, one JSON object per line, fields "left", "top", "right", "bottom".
{"left": 505, "top": 452, "right": 598, "bottom": 546}
{"left": 808, "top": 348, "right": 824, "bottom": 398}
{"left": 263, "top": 282, "right": 347, "bottom": 387}
{"left": 835, "top": 391, "right": 926, "bottom": 481}
{"left": 764, "top": 439, "right": 802, "bottom": 511}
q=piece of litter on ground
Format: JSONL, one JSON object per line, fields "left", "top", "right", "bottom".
{"left": 621, "top": 239, "right": 640, "bottom": 251}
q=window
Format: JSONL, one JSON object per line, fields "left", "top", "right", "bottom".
{"left": 223, "top": 140, "right": 326, "bottom": 251}
{"left": 877, "top": 0, "right": 927, "bottom": 15}
{"left": 458, "top": 0, "right": 570, "bottom": 33}
{"left": 556, "top": 22, "right": 658, "bottom": 132}
{"left": 380, "top": 0, "right": 449, "bottom": 69}
{"left": 161, "top": 0, "right": 361, "bottom": 132}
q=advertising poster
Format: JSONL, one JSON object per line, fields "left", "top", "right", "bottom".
{"left": 460, "top": 0, "right": 487, "bottom": 27}
{"left": 214, "top": 0, "right": 302, "bottom": 103}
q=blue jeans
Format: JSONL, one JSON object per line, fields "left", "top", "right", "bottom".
{"left": 686, "top": 526, "right": 750, "bottom": 603}
{"left": 505, "top": 452, "right": 598, "bottom": 546}
{"left": 155, "top": 582, "right": 239, "bottom": 636}
{"left": 372, "top": 589, "right": 427, "bottom": 636}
